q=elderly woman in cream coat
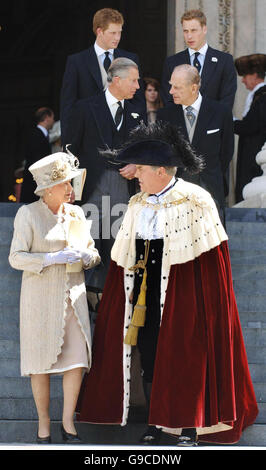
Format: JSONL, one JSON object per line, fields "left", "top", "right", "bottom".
{"left": 9, "top": 151, "right": 100, "bottom": 444}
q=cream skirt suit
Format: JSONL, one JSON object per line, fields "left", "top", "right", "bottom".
{"left": 9, "top": 198, "right": 100, "bottom": 376}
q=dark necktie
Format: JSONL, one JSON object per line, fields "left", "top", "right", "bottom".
{"left": 193, "top": 52, "right": 201, "bottom": 73}
{"left": 103, "top": 51, "right": 111, "bottom": 72}
{"left": 115, "top": 101, "right": 123, "bottom": 127}
{"left": 186, "top": 106, "right": 196, "bottom": 127}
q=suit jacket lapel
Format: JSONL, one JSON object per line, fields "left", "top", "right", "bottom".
{"left": 184, "top": 49, "right": 191, "bottom": 64}
{"left": 200, "top": 46, "right": 218, "bottom": 93}
{"left": 87, "top": 46, "right": 103, "bottom": 90}
{"left": 113, "top": 49, "right": 123, "bottom": 59}
{"left": 123, "top": 101, "right": 142, "bottom": 134}
{"left": 175, "top": 105, "right": 189, "bottom": 140}
{"left": 192, "top": 98, "right": 212, "bottom": 147}
{"left": 90, "top": 93, "right": 114, "bottom": 148}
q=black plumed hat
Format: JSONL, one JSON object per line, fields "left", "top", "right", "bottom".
{"left": 100, "top": 121, "right": 204, "bottom": 174}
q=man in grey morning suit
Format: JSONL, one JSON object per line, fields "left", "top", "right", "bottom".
{"left": 157, "top": 64, "right": 234, "bottom": 215}
{"left": 66, "top": 58, "right": 146, "bottom": 292}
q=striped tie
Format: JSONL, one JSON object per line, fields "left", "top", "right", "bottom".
{"left": 186, "top": 106, "right": 195, "bottom": 127}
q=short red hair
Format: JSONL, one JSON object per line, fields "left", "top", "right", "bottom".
{"left": 93, "top": 8, "right": 124, "bottom": 34}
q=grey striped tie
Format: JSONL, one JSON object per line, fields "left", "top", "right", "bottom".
{"left": 186, "top": 106, "right": 196, "bottom": 127}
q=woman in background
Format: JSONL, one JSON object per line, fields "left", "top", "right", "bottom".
{"left": 144, "top": 77, "right": 163, "bottom": 123}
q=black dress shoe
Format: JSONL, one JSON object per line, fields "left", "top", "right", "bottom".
{"left": 177, "top": 428, "right": 198, "bottom": 446}
{"left": 36, "top": 433, "right": 51, "bottom": 444}
{"left": 139, "top": 426, "right": 162, "bottom": 445}
{"left": 61, "top": 424, "right": 82, "bottom": 443}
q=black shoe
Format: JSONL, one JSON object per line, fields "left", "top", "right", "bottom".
{"left": 139, "top": 426, "right": 161, "bottom": 445}
{"left": 36, "top": 433, "right": 51, "bottom": 444}
{"left": 61, "top": 424, "right": 82, "bottom": 443}
{"left": 177, "top": 428, "right": 198, "bottom": 447}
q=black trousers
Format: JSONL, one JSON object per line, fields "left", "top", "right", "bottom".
{"left": 133, "top": 239, "right": 163, "bottom": 383}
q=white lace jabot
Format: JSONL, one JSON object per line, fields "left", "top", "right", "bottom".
{"left": 136, "top": 177, "right": 176, "bottom": 240}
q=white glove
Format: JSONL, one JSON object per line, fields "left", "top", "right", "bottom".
{"left": 80, "top": 251, "right": 93, "bottom": 266}
{"left": 43, "top": 247, "right": 81, "bottom": 267}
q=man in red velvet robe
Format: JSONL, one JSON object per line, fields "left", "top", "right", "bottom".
{"left": 76, "top": 122, "right": 258, "bottom": 446}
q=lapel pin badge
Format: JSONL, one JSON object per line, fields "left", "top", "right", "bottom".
{"left": 211, "top": 57, "right": 218, "bottom": 62}
{"left": 131, "top": 113, "right": 139, "bottom": 119}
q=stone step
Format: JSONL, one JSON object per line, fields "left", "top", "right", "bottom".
{"left": 256, "top": 383, "right": 266, "bottom": 403}
{"left": 225, "top": 207, "right": 266, "bottom": 223}
{"left": 233, "top": 279, "right": 266, "bottom": 295}
{"left": 0, "top": 255, "right": 17, "bottom": 273}
{"left": 0, "top": 377, "right": 62, "bottom": 398}
{"left": 228, "top": 235, "right": 266, "bottom": 251}
{"left": 226, "top": 221, "right": 266, "bottom": 236}
{"left": 0, "top": 245, "right": 11, "bottom": 257}
{"left": 0, "top": 277, "right": 21, "bottom": 292}
{"left": 238, "top": 311, "right": 266, "bottom": 328}
{"left": 0, "top": 420, "right": 175, "bottom": 446}
{"left": 0, "top": 398, "right": 63, "bottom": 420}
{"left": 0, "top": 265, "right": 19, "bottom": 282}
{"left": 0, "top": 308, "right": 19, "bottom": 325}
{"left": 254, "top": 403, "right": 266, "bottom": 423}
{"left": 0, "top": 359, "right": 20, "bottom": 376}
{"left": 249, "top": 363, "right": 266, "bottom": 382}
{"left": 0, "top": 203, "right": 22, "bottom": 217}
{"left": 246, "top": 347, "right": 266, "bottom": 364}
{"left": 235, "top": 295, "right": 266, "bottom": 312}
{"left": 0, "top": 420, "right": 264, "bottom": 447}
{"left": 0, "top": 292, "right": 20, "bottom": 308}
{"left": 0, "top": 230, "right": 14, "bottom": 246}
{"left": 229, "top": 250, "right": 266, "bottom": 264}
{"left": 0, "top": 322, "right": 19, "bottom": 340}
{"left": 236, "top": 424, "right": 266, "bottom": 447}
{"left": 246, "top": 345, "right": 266, "bottom": 365}
{"left": 0, "top": 340, "right": 19, "bottom": 359}
{"left": 243, "top": 328, "right": 266, "bottom": 346}
{"left": 231, "top": 264, "right": 266, "bottom": 280}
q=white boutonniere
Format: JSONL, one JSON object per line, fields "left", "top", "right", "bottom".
{"left": 131, "top": 113, "right": 139, "bottom": 119}
{"left": 211, "top": 57, "right": 218, "bottom": 62}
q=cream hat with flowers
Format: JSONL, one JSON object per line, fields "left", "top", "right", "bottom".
{"left": 29, "top": 146, "right": 81, "bottom": 195}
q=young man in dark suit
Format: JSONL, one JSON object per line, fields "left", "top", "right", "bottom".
{"left": 161, "top": 9, "right": 237, "bottom": 109}
{"left": 66, "top": 58, "right": 146, "bottom": 292}
{"left": 60, "top": 8, "right": 145, "bottom": 145}
{"left": 157, "top": 64, "right": 234, "bottom": 213}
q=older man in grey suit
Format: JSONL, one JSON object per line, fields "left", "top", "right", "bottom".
{"left": 157, "top": 64, "right": 234, "bottom": 214}
{"left": 66, "top": 58, "right": 146, "bottom": 292}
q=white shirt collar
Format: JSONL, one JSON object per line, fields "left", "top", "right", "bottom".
{"left": 154, "top": 176, "right": 176, "bottom": 196}
{"left": 188, "top": 43, "right": 208, "bottom": 57}
{"left": 182, "top": 92, "right": 202, "bottom": 113}
{"left": 147, "top": 177, "right": 176, "bottom": 202}
{"left": 37, "top": 124, "right": 48, "bottom": 138}
{"left": 105, "top": 88, "right": 124, "bottom": 109}
{"left": 243, "top": 82, "right": 266, "bottom": 117}
{"left": 94, "top": 41, "right": 114, "bottom": 57}
{"left": 250, "top": 81, "right": 265, "bottom": 96}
